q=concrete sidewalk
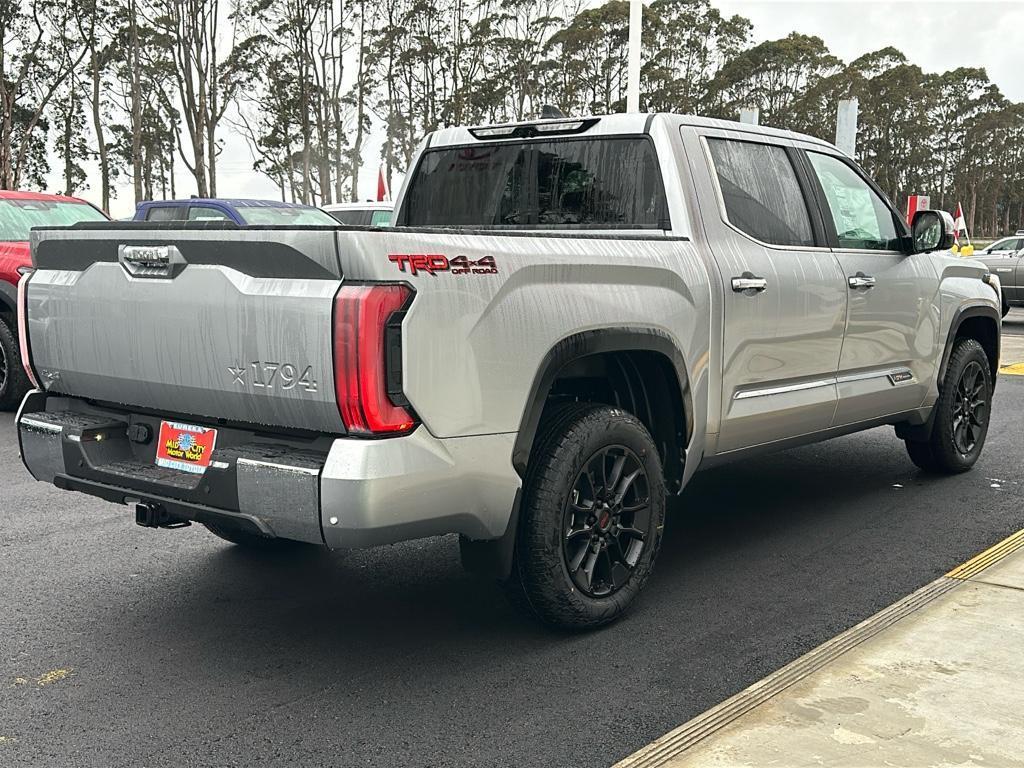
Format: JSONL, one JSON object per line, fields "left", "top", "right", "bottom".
{"left": 617, "top": 530, "right": 1024, "bottom": 768}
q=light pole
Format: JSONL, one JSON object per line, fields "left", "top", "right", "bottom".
{"left": 626, "top": 0, "right": 642, "bottom": 113}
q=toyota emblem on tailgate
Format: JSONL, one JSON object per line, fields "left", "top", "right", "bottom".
{"left": 118, "top": 244, "right": 186, "bottom": 277}
{"left": 123, "top": 245, "right": 170, "bottom": 267}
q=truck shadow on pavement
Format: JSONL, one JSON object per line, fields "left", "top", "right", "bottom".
{"left": 38, "top": 401, "right": 1022, "bottom": 767}
{"left": 112, "top": 421, "right": 1013, "bottom": 654}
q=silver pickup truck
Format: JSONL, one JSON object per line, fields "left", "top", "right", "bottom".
{"left": 17, "top": 114, "right": 1001, "bottom": 628}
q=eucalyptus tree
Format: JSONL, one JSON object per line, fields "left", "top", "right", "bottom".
{"left": 0, "top": 0, "right": 88, "bottom": 189}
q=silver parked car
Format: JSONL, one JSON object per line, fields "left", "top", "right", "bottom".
{"left": 974, "top": 235, "right": 1023, "bottom": 316}
{"left": 18, "top": 113, "right": 1001, "bottom": 628}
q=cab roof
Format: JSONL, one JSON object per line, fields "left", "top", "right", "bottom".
{"left": 140, "top": 198, "right": 318, "bottom": 209}
{"left": 0, "top": 190, "right": 94, "bottom": 204}
{"left": 425, "top": 112, "right": 837, "bottom": 152}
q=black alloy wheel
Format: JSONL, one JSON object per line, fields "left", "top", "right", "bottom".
{"left": 904, "top": 337, "right": 992, "bottom": 474}
{"left": 563, "top": 445, "right": 651, "bottom": 598}
{"left": 951, "top": 360, "right": 987, "bottom": 456}
{"left": 506, "top": 403, "right": 666, "bottom": 629}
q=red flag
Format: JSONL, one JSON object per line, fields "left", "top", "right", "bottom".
{"left": 377, "top": 167, "right": 390, "bottom": 202}
{"left": 952, "top": 202, "right": 967, "bottom": 242}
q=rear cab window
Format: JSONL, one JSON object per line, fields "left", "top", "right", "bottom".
{"left": 399, "top": 136, "right": 670, "bottom": 230}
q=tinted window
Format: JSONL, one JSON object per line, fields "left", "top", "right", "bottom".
{"left": 145, "top": 206, "right": 186, "bottom": 222}
{"left": 707, "top": 138, "right": 814, "bottom": 247}
{"left": 238, "top": 206, "right": 338, "bottom": 225}
{"left": 989, "top": 238, "right": 1021, "bottom": 252}
{"left": 0, "top": 200, "right": 107, "bottom": 240}
{"left": 808, "top": 152, "right": 900, "bottom": 250}
{"left": 188, "top": 206, "right": 232, "bottom": 222}
{"left": 370, "top": 209, "right": 392, "bottom": 226}
{"left": 327, "top": 209, "right": 372, "bottom": 226}
{"left": 402, "top": 137, "right": 669, "bottom": 229}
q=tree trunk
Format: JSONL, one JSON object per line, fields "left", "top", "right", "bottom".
{"left": 129, "top": 1, "right": 144, "bottom": 203}
{"left": 62, "top": 88, "right": 75, "bottom": 195}
{"left": 89, "top": 44, "right": 110, "bottom": 211}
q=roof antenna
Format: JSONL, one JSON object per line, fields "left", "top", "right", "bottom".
{"left": 540, "top": 104, "right": 566, "bottom": 120}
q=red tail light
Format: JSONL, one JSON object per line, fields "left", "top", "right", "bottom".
{"left": 333, "top": 283, "right": 415, "bottom": 435}
{"left": 16, "top": 272, "right": 40, "bottom": 390}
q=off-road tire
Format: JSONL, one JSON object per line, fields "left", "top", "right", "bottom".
{"left": 0, "top": 317, "right": 30, "bottom": 411}
{"left": 506, "top": 402, "right": 666, "bottom": 629}
{"left": 203, "top": 522, "right": 313, "bottom": 551}
{"left": 905, "top": 338, "right": 992, "bottom": 474}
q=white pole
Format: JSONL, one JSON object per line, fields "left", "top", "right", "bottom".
{"left": 835, "top": 98, "right": 859, "bottom": 157}
{"left": 626, "top": 0, "right": 642, "bottom": 113}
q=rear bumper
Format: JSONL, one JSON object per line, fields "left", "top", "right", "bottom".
{"left": 17, "top": 392, "right": 521, "bottom": 548}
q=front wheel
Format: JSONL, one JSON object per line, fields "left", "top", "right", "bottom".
{"left": 905, "top": 338, "right": 993, "bottom": 474}
{"left": 507, "top": 404, "right": 666, "bottom": 629}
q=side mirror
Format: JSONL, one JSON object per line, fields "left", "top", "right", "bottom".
{"left": 910, "top": 209, "right": 955, "bottom": 254}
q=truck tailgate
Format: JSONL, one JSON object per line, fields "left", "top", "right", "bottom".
{"left": 25, "top": 225, "right": 346, "bottom": 433}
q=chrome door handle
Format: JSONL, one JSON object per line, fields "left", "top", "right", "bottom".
{"left": 731, "top": 274, "right": 768, "bottom": 294}
{"left": 848, "top": 273, "right": 876, "bottom": 289}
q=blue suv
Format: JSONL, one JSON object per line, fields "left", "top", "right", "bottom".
{"left": 134, "top": 198, "right": 339, "bottom": 226}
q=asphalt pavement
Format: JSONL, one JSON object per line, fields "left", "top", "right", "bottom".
{"left": 2, "top": 318, "right": 1023, "bottom": 768}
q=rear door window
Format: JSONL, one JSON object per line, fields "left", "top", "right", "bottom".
{"left": 326, "top": 209, "right": 371, "bottom": 225}
{"left": 400, "top": 137, "right": 669, "bottom": 229}
{"left": 145, "top": 206, "right": 186, "bottom": 222}
{"left": 188, "top": 206, "right": 233, "bottom": 222}
{"left": 706, "top": 138, "right": 815, "bottom": 247}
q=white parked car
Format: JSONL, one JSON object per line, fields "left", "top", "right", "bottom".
{"left": 321, "top": 201, "right": 392, "bottom": 227}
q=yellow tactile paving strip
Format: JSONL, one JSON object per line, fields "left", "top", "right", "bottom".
{"left": 946, "top": 529, "right": 1024, "bottom": 580}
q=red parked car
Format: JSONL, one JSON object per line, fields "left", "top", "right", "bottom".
{"left": 0, "top": 191, "right": 108, "bottom": 409}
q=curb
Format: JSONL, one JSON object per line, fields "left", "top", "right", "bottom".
{"left": 614, "top": 528, "right": 1024, "bottom": 768}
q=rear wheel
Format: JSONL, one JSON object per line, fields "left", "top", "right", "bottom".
{"left": 507, "top": 403, "right": 666, "bottom": 629}
{"left": 0, "top": 317, "right": 30, "bottom": 411}
{"left": 905, "top": 338, "right": 992, "bottom": 474}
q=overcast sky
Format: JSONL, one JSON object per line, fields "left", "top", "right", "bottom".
{"left": 716, "top": 0, "right": 1024, "bottom": 102}
{"left": 47, "top": 0, "right": 1024, "bottom": 217}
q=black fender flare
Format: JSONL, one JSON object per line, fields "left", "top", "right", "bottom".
{"left": 899, "top": 302, "right": 1001, "bottom": 444}
{"left": 511, "top": 326, "right": 693, "bottom": 478}
{"left": 461, "top": 327, "right": 693, "bottom": 580}
{"left": 937, "top": 303, "right": 1001, "bottom": 389}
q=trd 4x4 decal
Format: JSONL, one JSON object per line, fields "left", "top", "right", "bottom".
{"left": 388, "top": 254, "right": 497, "bottom": 276}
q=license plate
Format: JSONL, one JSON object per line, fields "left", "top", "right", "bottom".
{"left": 155, "top": 421, "right": 218, "bottom": 474}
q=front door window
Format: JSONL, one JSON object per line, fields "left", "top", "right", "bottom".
{"left": 807, "top": 152, "right": 900, "bottom": 251}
